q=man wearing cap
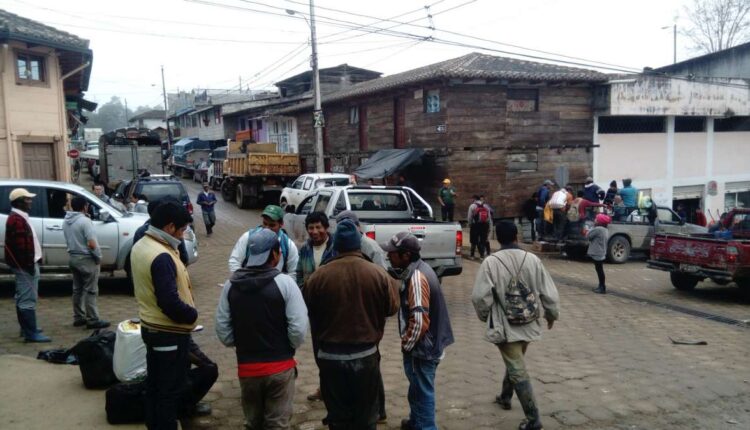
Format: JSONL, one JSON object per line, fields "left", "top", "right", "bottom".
{"left": 472, "top": 222, "right": 559, "bottom": 430}
{"left": 304, "top": 220, "right": 400, "bottom": 429}
{"left": 437, "top": 179, "right": 457, "bottom": 222}
{"left": 196, "top": 183, "right": 218, "bottom": 236}
{"left": 229, "top": 205, "right": 299, "bottom": 275}
{"left": 216, "top": 228, "right": 308, "bottom": 429}
{"left": 382, "top": 232, "right": 454, "bottom": 430}
{"left": 4, "top": 188, "right": 50, "bottom": 342}
{"left": 582, "top": 177, "right": 603, "bottom": 203}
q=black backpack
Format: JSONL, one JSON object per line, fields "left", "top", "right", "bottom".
{"left": 106, "top": 381, "right": 146, "bottom": 424}
{"left": 70, "top": 330, "right": 118, "bottom": 389}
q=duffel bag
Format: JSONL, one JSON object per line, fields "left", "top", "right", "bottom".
{"left": 70, "top": 329, "right": 118, "bottom": 389}
{"left": 105, "top": 381, "right": 146, "bottom": 424}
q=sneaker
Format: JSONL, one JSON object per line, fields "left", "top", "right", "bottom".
{"left": 518, "top": 419, "right": 543, "bottom": 430}
{"left": 193, "top": 402, "right": 212, "bottom": 416}
{"left": 307, "top": 387, "right": 321, "bottom": 401}
{"left": 25, "top": 332, "right": 51, "bottom": 343}
{"left": 86, "top": 320, "right": 111, "bottom": 329}
{"left": 377, "top": 413, "right": 387, "bottom": 424}
{"left": 73, "top": 320, "right": 87, "bottom": 327}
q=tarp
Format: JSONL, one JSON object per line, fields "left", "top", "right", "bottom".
{"left": 79, "top": 148, "right": 99, "bottom": 160}
{"left": 353, "top": 148, "right": 424, "bottom": 179}
{"left": 173, "top": 137, "right": 210, "bottom": 150}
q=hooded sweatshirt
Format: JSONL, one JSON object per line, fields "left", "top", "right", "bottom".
{"left": 215, "top": 266, "right": 308, "bottom": 377}
{"left": 63, "top": 211, "right": 101, "bottom": 260}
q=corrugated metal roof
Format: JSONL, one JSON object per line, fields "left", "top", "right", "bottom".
{"left": 0, "top": 9, "right": 89, "bottom": 52}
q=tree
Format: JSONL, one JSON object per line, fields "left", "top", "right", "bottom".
{"left": 683, "top": 0, "right": 750, "bottom": 53}
{"left": 85, "top": 96, "right": 130, "bottom": 132}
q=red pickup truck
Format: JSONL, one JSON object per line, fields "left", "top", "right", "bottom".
{"left": 648, "top": 209, "right": 750, "bottom": 291}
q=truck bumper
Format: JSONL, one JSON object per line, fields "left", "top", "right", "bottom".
{"left": 430, "top": 258, "right": 463, "bottom": 278}
{"left": 647, "top": 260, "right": 733, "bottom": 280}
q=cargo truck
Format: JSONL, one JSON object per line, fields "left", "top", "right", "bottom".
{"left": 98, "top": 128, "right": 163, "bottom": 189}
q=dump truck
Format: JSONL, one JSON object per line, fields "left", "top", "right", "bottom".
{"left": 171, "top": 137, "right": 212, "bottom": 179}
{"left": 98, "top": 128, "right": 163, "bottom": 189}
{"left": 220, "top": 140, "right": 300, "bottom": 209}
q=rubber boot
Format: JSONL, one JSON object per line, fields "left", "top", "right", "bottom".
{"left": 592, "top": 285, "right": 606, "bottom": 294}
{"left": 495, "top": 371, "right": 513, "bottom": 409}
{"left": 18, "top": 309, "right": 51, "bottom": 343}
{"left": 470, "top": 244, "right": 476, "bottom": 259}
{"left": 514, "top": 380, "right": 542, "bottom": 430}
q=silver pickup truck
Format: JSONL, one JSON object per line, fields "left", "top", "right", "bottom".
{"left": 0, "top": 179, "right": 198, "bottom": 281}
{"left": 283, "top": 185, "right": 463, "bottom": 277}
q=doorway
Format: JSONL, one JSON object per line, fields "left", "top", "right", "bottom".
{"left": 672, "top": 185, "right": 704, "bottom": 224}
{"left": 22, "top": 142, "right": 56, "bottom": 180}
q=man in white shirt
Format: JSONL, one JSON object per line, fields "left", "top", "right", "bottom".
{"left": 548, "top": 186, "right": 569, "bottom": 241}
{"left": 228, "top": 205, "right": 299, "bottom": 275}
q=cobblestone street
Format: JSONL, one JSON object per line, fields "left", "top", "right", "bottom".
{"left": 1, "top": 178, "right": 749, "bottom": 429}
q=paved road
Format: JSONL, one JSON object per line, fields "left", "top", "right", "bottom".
{"left": 1, "top": 177, "right": 748, "bottom": 429}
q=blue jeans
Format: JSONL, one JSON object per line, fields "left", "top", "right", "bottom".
{"left": 13, "top": 264, "right": 39, "bottom": 310}
{"left": 403, "top": 354, "right": 439, "bottom": 430}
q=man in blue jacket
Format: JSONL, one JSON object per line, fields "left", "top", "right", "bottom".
{"left": 383, "top": 232, "right": 454, "bottom": 430}
{"left": 196, "top": 183, "right": 217, "bottom": 235}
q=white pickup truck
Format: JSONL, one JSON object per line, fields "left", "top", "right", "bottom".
{"left": 283, "top": 185, "right": 463, "bottom": 277}
{"left": 0, "top": 179, "right": 198, "bottom": 281}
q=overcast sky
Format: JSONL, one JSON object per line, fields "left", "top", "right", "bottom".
{"left": 2, "top": 0, "right": 694, "bottom": 109}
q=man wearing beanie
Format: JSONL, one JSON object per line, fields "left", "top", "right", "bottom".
{"left": 303, "top": 220, "right": 400, "bottom": 429}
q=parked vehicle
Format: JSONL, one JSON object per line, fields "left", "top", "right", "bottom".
{"left": 279, "top": 173, "right": 353, "bottom": 209}
{"left": 207, "top": 146, "right": 227, "bottom": 190}
{"left": 283, "top": 185, "right": 463, "bottom": 277}
{"left": 563, "top": 206, "right": 707, "bottom": 263}
{"left": 220, "top": 141, "right": 300, "bottom": 209}
{"left": 98, "top": 128, "right": 164, "bottom": 189}
{"left": 0, "top": 180, "right": 198, "bottom": 281}
{"left": 171, "top": 137, "right": 211, "bottom": 180}
{"left": 114, "top": 174, "right": 195, "bottom": 218}
{"left": 648, "top": 209, "right": 750, "bottom": 291}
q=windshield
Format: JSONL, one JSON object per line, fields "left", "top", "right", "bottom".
{"left": 315, "top": 177, "right": 350, "bottom": 188}
{"left": 136, "top": 183, "right": 187, "bottom": 202}
{"left": 348, "top": 192, "right": 408, "bottom": 211}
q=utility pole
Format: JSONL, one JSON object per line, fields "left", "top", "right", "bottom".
{"left": 309, "top": 0, "right": 325, "bottom": 173}
{"left": 124, "top": 98, "right": 129, "bottom": 126}
{"left": 673, "top": 24, "right": 677, "bottom": 64}
{"left": 161, "top": 65, "right": 173, "bottom": 157}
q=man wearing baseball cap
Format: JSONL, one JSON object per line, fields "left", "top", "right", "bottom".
{"left": 382, "top": 232, "right": 454, "bottom": 430}
{"left": 437, "top": 179, "right": 457, "bottom": 222}
{"left": 216, "top": 228, "right": 308, "bottom": 428}
{"left": 4, "top": 188, "right": 50, "bottom": 342}
{"left": 229, "top": 205, "right": 299, "bottom": 275}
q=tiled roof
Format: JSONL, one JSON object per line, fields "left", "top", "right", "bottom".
{"left": 0, "top": 9, "right": 89, "bottom": 52}
{"left": 278, "top": 52, "right": 608, "bottom": 113}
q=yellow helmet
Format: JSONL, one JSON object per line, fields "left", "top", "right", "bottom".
{"left": 443, "top": 178, "right": 451, "bottom": 185}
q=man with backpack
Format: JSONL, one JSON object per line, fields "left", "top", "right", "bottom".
{"left": 229, "top": 205, "right": 299, "bottom": 275}
{"left": 468, "top": 195, "right": 493, "bottom": 259}
{"left": 471, "top": 222, "right": 560, "bottom": 430}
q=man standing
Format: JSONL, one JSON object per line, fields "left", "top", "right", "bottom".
{"left": 548, "top": 186, "right": 569, "bottom": 241}
{"left": 229, "top": 205, "right": 299, "bottom": 275}
{"left": 304, "top": 220, "right": 399, "bottom": 429}
{"left": 334, "top": 211, "right": 388, "bottom": 268}
{"left": 535, "top": 180, "right": 553, "bottom": 238}
{"left": 4, "top": 188, "right": 50, "bottom": 342}
{"left": 437, "top": 179, "right": 457, "bottom": 222}
{"left": 93, "top": 183, "right": 110, "bottom": 204}
{"left": 582, "top": 177, "right": 602, "bottom": 203}
{"left": 196, "top": 183, "right": 217, "bottom": 236}
{"left": 617, "top": 178, "right": 638, "bottom": 209}
{"left": 63, "top": 197, "right": 109, "bottom": 329}
{"left": 131, "top": 200, "right": 197, "bottom": 430}
{"left": 295, "top": 211, "right": 335, "bottom": 289}
{"left": 216, "top": 228, "right": 308, "bottom": 429}
{"left": 468, "top": 195, "right": 493, "bottom": 259}
{"left": 382, "top": 232, "right": 454, "bottom": 430}
{"left": 471, "top": 222, "right": 559, "bottom": 430}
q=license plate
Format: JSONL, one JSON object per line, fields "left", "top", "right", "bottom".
{"left": 680, "top": 264, "right": 700, "bottom": 273}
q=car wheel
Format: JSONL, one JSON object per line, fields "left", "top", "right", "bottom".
{"left": 606, "top": 236, "right": 630, "bottom": 264}
{"left": 670, "top": 272, "right": 700, "bottom": 291}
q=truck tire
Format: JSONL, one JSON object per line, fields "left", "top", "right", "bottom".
{"left": 736, "top": 278, "right": 750, "bottom": 290}
{"left": 606, "top": 235, "right": 630, "bottom": 264}
{"left": 236, "top": 183, "right": 251, "bottom": 209}
{"left": 670, "top": 272, "right": 700, "bottom": 291}
{"left": 181, "top": 169, "right": 192, "bottom": 179}
{"left": 564, "top": 245, "right": 587, "bottom": 260}
{"left": 173, "top": 167, "right": 181, "bottom": 177}
{"left": 221, "top": 181, "right": 234, "bottom": 201}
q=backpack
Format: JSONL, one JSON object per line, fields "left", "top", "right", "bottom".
{"left": 70, "top": 329, "right": 118, "bottom": 389}
{"left": 105, "top": 381, "right": 146, "bottom": 424}
{"left": 567, "top": 201, "right": 581, "bottom": 222}
{"left": 473, "top": 203, "right": 490, "bottom": 224}
{"left": 243, "top": 227, "right": 289, "bottom": 271}
{"left": 490, "top": 252, "right": 539, "bottom": 325}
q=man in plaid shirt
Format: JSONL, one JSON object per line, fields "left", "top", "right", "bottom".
{"left": 4, "top": 188, "right": 50, "bottom": 342}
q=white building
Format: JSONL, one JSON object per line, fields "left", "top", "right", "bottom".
{"left": 128, "top": 110, "right": 165, "bottom": 130}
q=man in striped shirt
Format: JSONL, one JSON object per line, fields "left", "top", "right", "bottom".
{"left": 383, "top": 232, "right": 454, "bottom": 430}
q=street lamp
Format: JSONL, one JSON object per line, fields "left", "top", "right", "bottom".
{"left": 287, "top": 4, "right": 325, "bottom": 173}
{"left": 661, "top": 24, "right": 677, "bottom": 64}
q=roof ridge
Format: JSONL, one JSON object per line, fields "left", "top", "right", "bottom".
{"left": 0, "top": 8, "right": 89, "bottom": 47}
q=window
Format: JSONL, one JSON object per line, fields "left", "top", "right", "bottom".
{"left": 314, "top": 193, "right": 332, "bottom": 212}
{"left": 348, "top": 192, "right": 408, "bottom": 211}
{"left": 303, "top": 177, "right": 313, "bottom": 190}
{"left": 334, "top": 192, "right": 347, "bottom": 214}
{"left": 256, "top": 120, "right": 263, "bottom": 130}
{"left": 45, "top": 189, "right": 73, "bottom": 219}
{"left": 715, "top": 116, "right": 750, "bottom": 132}
{"left": 0, "top": 186, "right": 44, "bottom": 217}
{"left": 349, "top": 106, "right": 359, "bottom": 124}
{"left": 675, "top": 116, "right": 705, "bottom": 132}
{"left": 425, "top": 89, "right": 440, "bottom": 113}
{"left": 598, "top": 116, "right": 666, "bottom": 134}
{"left": 315, "top": 177, "right": 350, "bottom": 188}
{"left": 214, "top": 107, "right": 222, "bottom": 124}
{"left": 657, "top": 208, "right": 682, "bottom": 224}
{"left": 507, "top": 88, "right": 539, "bottom": 112}
{"left": 507, "top": 151, "right": 538, "bottom": 172}
{"left": 725, "top": 191, "right": 750, "bottom": 212}
{"left": 16, "top": 52, "right": 46, "bottom": 84}
{"left": 297, "top": 196, "right": 315, "bottom": 215}
{"left": 291, "top": 179, "right": 303, "bottom": 190}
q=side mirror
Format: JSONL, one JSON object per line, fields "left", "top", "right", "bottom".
{"left": 98, "top": 209, "right": 114, "bottom": 223}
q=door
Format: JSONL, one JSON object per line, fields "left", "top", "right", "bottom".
{"left": 22, "top": 143, "right": 56, "bottom": 180}
{"left": 394, "top": 97, "right": 406, "bottom": 149}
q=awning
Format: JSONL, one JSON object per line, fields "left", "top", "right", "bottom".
{"left": 353, "top": 148, "right": 424, "bottom": 179}
{"left": 79, "top": 148, "right": 99, "bottom": 160}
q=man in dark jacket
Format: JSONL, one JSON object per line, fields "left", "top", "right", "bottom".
{"left": 196, "top": 183, "right": 217, "bottom": 235}
{"left": 4, "top": 188, "right": 50, "bottom": 342}
{"left": 382, "top": 232, "right": 454, "bottom": 430}
{"left": 304, "top": 220, "right": 400, "bottom": 429}
{"left": 216, "top": 228, "right": 308, "bottom": 428}
{"left": 582, "top": 177, "right": 603, "bottom": 203}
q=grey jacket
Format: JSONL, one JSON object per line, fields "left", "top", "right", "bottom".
{"left": 586, "top": 226, "right": 608, "bottom": 261}
{"left": 63, "top": 212, "right": 101, "bottom": 260}
{"left": 472, "top": 247, "right": 559, "bottom": 344}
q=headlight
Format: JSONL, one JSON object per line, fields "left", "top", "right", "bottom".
{"left": 183, "top": 227, "right": 196, "bottom": 242}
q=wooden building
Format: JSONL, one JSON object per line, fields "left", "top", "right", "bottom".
{"left": 278, "top": 53, "right": 607, "bottom": 219}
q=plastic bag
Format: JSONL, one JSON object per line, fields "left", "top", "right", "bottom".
{"left": 113, "top": 319, "right": 147, "bottom": 382}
